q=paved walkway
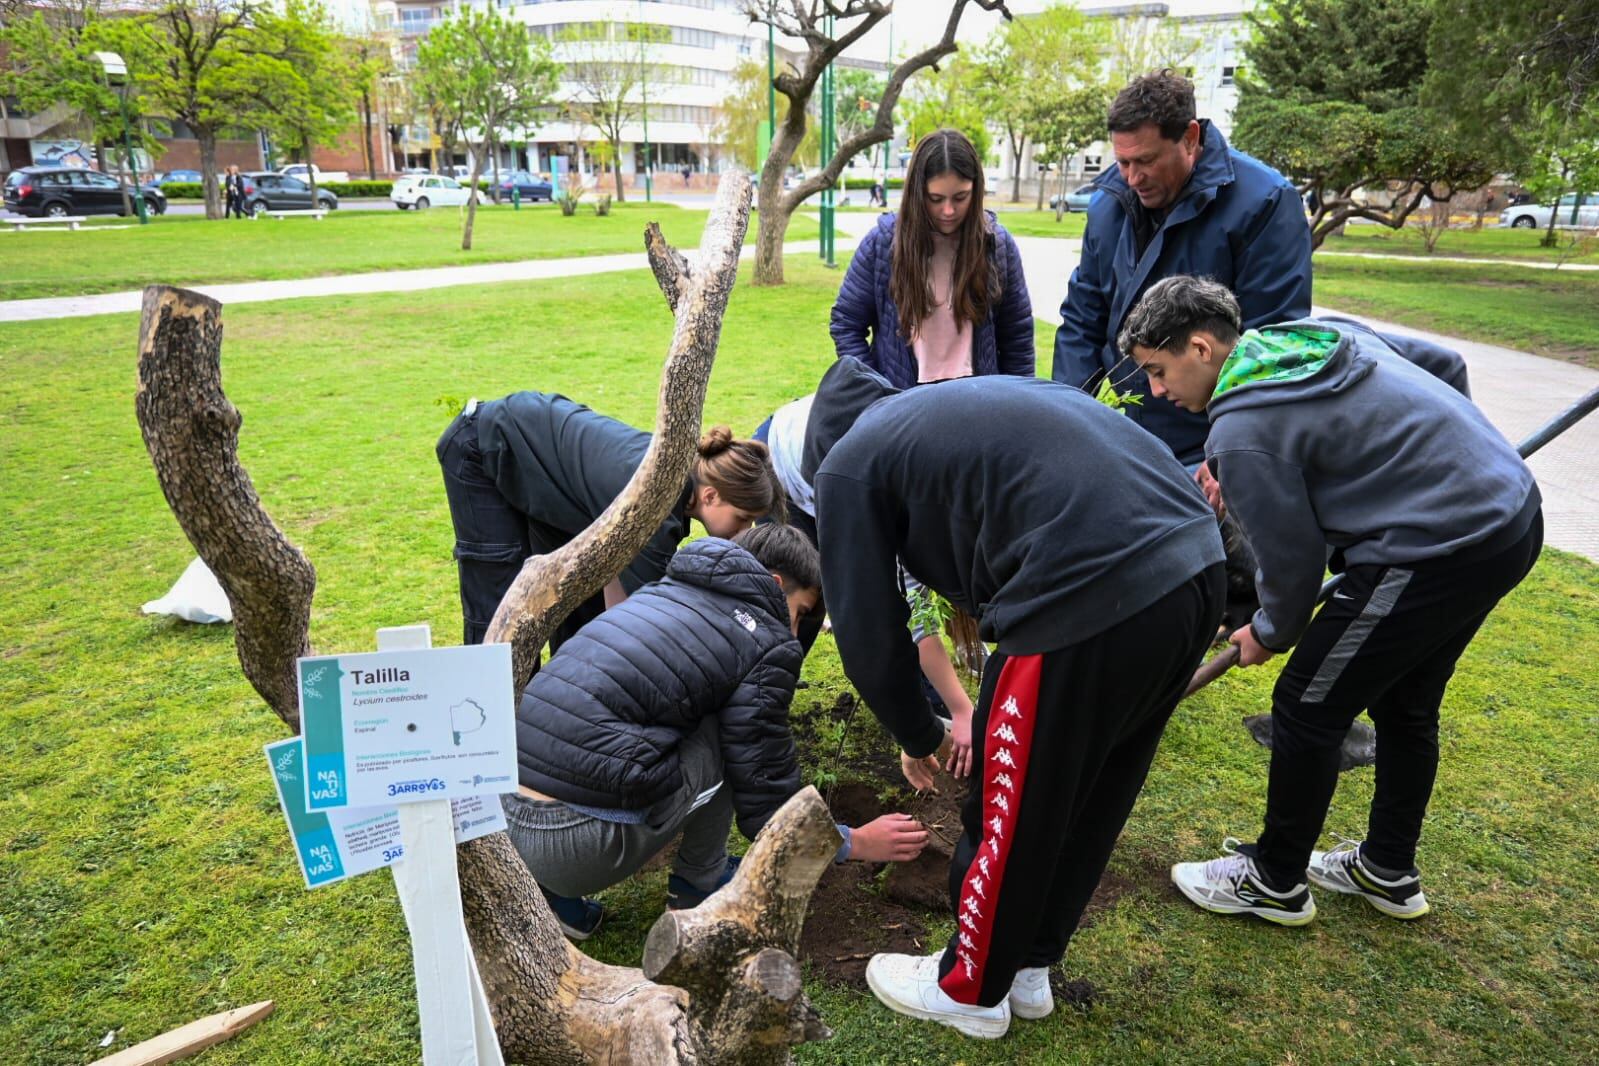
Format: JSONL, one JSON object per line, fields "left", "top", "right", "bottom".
{"left": 1010, "top": 233, "right": 1599, "bottom": 562}
{"left": 1316, "top": 250, "right": 1599, "bottom": 271}
{"left": 0, "top": 226, "right": 860, "bottom": 323}
{"left": 4, "top": 213, "right": 1593, "bottom": 560}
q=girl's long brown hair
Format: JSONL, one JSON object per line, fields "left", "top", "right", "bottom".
{"left": 890, "top": 128, "right": 998, "bottom": 344}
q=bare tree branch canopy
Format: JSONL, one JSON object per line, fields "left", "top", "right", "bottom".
{"left": 134, "top": 173, "right": 848, "bottom": 1063}
{"left": 741, "top": 0, "right": 1014, "bottom": 284}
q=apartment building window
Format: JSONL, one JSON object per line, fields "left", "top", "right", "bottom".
{"left": 400, "top": 8, "right": 435, "bottom": 32}
{"left": 1220, "top": 65, "right": 1236, "bottom": 86}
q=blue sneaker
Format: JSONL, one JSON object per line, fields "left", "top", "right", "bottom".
{"left": 666, "top": 854, "right": 741, "bottom": 910}
{"left": 541, "top": 888, "right": 603, "bottom": 941}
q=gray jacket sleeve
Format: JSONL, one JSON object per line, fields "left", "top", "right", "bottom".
{"left": 1212, "top": 447, "right": 1327, "bottom": 651}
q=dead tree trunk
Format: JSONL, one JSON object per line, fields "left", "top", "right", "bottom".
{"left": 135, "top": 170, "right": 838, "bottom": 1064}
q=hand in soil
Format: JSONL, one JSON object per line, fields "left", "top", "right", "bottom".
{"left": 901, "top": 749, "right": 941, "bottom": 791}
{"left": 848, "top": 813, "right": 930, "bottom": 862}
{"left": 1229, "top": 623, "right": 1275, "bottom": 667}
{"left": 946, "top": 704, "right": 973, "bottom": 779}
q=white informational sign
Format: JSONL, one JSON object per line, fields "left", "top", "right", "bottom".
{"left": 265, "top": 737, "right": 507, "bottom": 889}
{"left": 297, "top": 643, "right": 518, "bottom": 811}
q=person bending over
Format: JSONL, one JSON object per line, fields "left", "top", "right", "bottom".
{"left": 505, "top": 524, "right": 929, "bottom": 939}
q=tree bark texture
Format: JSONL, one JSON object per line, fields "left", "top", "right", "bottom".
{"left": 136, "top": 171, "right": 838, "bottom": 1063}
{"left": 484, "top": 170, "right": 753, "bottom": 695}
{"left": 135, "top": 287, "right": 316, "bottom": 730}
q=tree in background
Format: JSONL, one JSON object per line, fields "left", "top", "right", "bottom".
{"left": 1030, "top": 84, "right": 1109, "bottom": 214}
{"left": 1232, "top": 0, "right": 1503, "bottom": 248}
{"left": 108, "top": 0, "right": 255, "bottom": 219}
{"left": 0, "top": 2, "right": 164, "bottom": 211}
{"left": 1428, "top": 0, "right": 1599, "bottom": 247}
{"left": 561, "top": 21, "right": 670, "bottom": 202}
{"left": 227, "top": 0, "right": 352, "bottom": 206}
{"left": 834, "top": 65, "right": 885, "bottom": 168}
{"left": 970, "top": 2, "right": 1106, "bottom": 204}
{"left": 712, "top": 58, "right": 818, "bottom": 170}
{"left": 415, "top": 6, "right": 559, "bottom": 249}
{"left": 901, "top": 53, "right": 991, "bottom": 164}
{"left": 344, "top": 23, "right": 394, "bottom": 180}
{"left": 1105, "top": 9, "right": 1200, "bottom": 85}
{"left": 740, "top": 0, "right": 1014, "bottom": 286}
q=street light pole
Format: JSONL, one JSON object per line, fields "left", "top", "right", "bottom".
{"left": 95, "top": 51, "right": 148, "bottom": 225}
{"left": 637, "top": 5, "right": 652, "bottom": 202}
{"left": 819, "top": 12, "right": 834, "bottom": 266}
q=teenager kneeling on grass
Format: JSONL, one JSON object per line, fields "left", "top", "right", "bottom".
{"left": 804, "top": 358, "right": 1226, "bottom": 1038}
{"left": 504, "top": 524, "right": 929, "bottom": 939}
{"left": 1117, "top": 276, "right": 1543, "bottom": 926}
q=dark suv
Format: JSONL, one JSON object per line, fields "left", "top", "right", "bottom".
{"left": 3, "top": 165, "right": 168, "bottom": 217}
{"left": 238, "top": 171, "right": 339, "bottom": 215}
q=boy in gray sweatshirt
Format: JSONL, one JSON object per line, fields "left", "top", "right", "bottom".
{"left": 1118, "top": 276, "right": 1542, "bottom": 926}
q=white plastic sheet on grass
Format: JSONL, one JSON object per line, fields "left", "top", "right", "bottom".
{"left": 141, "top": 557, "right": 233, "bottom": 624}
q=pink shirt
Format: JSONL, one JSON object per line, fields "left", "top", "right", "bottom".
{"left": 911, "top": 231, "right": 974, "bottom": 383}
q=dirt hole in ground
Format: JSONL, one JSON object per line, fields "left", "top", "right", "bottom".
{"left": 796, "top": 693, "right": 1157, "bottom": 990}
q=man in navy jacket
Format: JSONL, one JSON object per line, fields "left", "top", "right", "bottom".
{"left": 1053, "top": 70, "right": 1312, "bottom": 468}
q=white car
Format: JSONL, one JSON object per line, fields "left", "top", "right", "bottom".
{"left": 1499, "top": 192, "right": 1599, "bottom": 229}
{"left": 278, "top": 163, "right": 349, "bottom": 184}
{"left": 391, "top": 173, "right": 480, "bottom": 210}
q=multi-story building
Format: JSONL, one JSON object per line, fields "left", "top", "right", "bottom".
{"left": 373, "top": 0, "right": 886, "bottom": 187}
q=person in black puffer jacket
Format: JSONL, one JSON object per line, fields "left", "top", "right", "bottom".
{"left": 506, "top": 526, "right": 929, "bottom": 939}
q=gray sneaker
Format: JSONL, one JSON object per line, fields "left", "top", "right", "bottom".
{"left": 1308, "top": 840, "right": 1429, "bottom": 919}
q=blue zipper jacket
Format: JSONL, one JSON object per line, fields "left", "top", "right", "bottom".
{"left": 1053, "top": 121, "right": 1312, "bottom": 465}
{"left": 830, "top": 210, "right": 1034, "bottom": 388}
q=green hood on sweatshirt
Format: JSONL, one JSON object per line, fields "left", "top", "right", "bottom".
{"left": 1211, "top": 325, "right": 1341, "bottom": 403}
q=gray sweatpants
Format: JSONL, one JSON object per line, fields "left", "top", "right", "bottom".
{"left": 503, "top": 719, "right": 733, "bottom": 898}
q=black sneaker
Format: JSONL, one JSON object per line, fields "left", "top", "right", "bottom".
{"left": 1171, "top": 838, "right": 1317, "bottom": 926}
{"left": 1308, "top": 840, "right": 1430, "bottom": 919}
{"left": 666, "top": 854, "right": 741, "bottom": 910}
{"left": 541, "top": 888, "right": 604, "bottom": 940}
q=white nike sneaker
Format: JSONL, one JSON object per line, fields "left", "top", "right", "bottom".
{"left": 865, "top": 951, "right": 1011, "bottom": 1039}
{"left": 1008, "top": 966, "right": 1053, "bottom": 1020}
{"left": 1309, "top": 839, "right": 1430, "bottom": 919}
{"left": 1171, "top": 838, "right": 1317, "bottom": 926}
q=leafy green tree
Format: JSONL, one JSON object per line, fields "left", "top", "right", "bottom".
{"left": 416, "top": 7, "right": 559, "bottom": 247}
{"left": 712, "top": 58, "right": 818, "bottom": 171}
{"left": 834, "top": 66, "right": 884, "bottom": 167}
{"left": 344, "top": 25, "right": 394, "bottom": 180}
{"left": 1427, "top": 0, "right": 1599, "bottom": 246}
{"left": 1029, "top": 84, "right": 1108, "bottom": 214}
{"left": 1104, "top": 10, "right": 1200, "bottom": 86}
{"left": 227, "top": 0, "right": 353, "bottom": 205}
{"left": 902, "top": 56, "right": 991, "bottom": 163}
{"left": 1234, "top": 0, "right": 1504, "bottom": 248}
{"left": 107, "top": 0, "right": 256, "bottom": 219}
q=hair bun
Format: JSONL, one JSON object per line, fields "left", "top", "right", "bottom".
{"left": 697, "top": 425, "right": 735, "bottom": 457}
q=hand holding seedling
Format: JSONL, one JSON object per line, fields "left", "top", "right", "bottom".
{"left": 849, "top": 813, "right": 929, "bottom": 862}
{"left": 902, "top": 729, "right": 954, "bottom": 791}
{"left": 1230, "top": 623, "right": 1275, "bottom": 667}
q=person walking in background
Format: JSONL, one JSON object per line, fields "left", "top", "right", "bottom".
{"left": 223, "top": 166, "right": 246, "bottom": 219}
{"left": 1053, "top": 69, "right": 1312, "bottom": 471}
{"left": 830, "top": 128, "right": 1034, "bottom": 388}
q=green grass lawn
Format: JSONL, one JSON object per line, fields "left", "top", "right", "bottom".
{"left": 0, "top": 203, "right": 820, "bottom": 301}
{"left": 1319, "top": 222, "right": 1599, "bottom": 264}
{"left": 1314, "top": 257, "right": 1599, "bottom": 369}
{"left": 992, "top": 208, "right": 1089, "bottom": 239}
{"left": 3, "top": 259, "right": 1597, "bottom": 1065}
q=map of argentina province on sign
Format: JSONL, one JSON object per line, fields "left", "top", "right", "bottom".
{"left": 298, "top": 643, "right": 518, "bottom": 811}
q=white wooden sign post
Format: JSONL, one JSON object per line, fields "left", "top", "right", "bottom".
{"left": 377, "top": 624, "right": 505, "bottom": 1066}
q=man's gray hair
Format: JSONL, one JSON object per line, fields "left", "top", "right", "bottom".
{"left": 1117, "top": 275, "right": 1243, "bottom": 358}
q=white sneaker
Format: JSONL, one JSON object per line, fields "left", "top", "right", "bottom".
{"left": 865, "top": 951, "right": 1011, "bottom": 1039}
{"left": 1171, "top": 837, "right": 1317, "bottom": 926}
{"left": 1008, "top": 966, "right": 1053, "bottom": 1020}
{"left": 1309, "top": 839, "right": 1430, "bottom": 919}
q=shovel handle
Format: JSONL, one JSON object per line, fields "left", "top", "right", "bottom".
{"left": 1184, "top": 643, "right": 1241, "bottom": 698}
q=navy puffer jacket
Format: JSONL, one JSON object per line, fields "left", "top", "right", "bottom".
{"left": 515, "top": 538, "right": 803, "bottom": 839}
{"left": 829, "top": 210, "right": 1035, "bottom": 389}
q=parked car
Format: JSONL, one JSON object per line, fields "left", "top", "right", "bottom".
{"left": 1048, "top": 183, "right": 1099, "bottom": 213}
{"left": 239, "top": 171, "right": 339, "bottom": 215}
{"left": 278, "top": 163, "right": 349, "bottom": 184}
{"left": 391, "top": 173, "right": 480, "bottom": 210}
{"left": 154, "top": 169, "right": 203, "bottom": 186}
{"left": 3, "top": 164, "right": 168, "bottom": 217}
{"left": 1499, "top": 193, "right": 1599, "bottom": 230}
{"left": 492, "top": 169, "right": 554, "bottom": 201}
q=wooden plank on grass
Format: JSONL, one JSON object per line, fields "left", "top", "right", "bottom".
{"left": 91, "top": 1001, "right": 275, "bottom": 1066}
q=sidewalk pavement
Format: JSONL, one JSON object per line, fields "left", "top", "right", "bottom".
{"left": 0, "top": 226, "right": 860, "bottom": 323}
{"left": 1010, "top": 233, "right": 1599, "bottom": 562}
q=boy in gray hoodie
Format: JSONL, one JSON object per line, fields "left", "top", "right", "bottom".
{"left": 1118, "top": 276, "right": 1542, "bottom": 926}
